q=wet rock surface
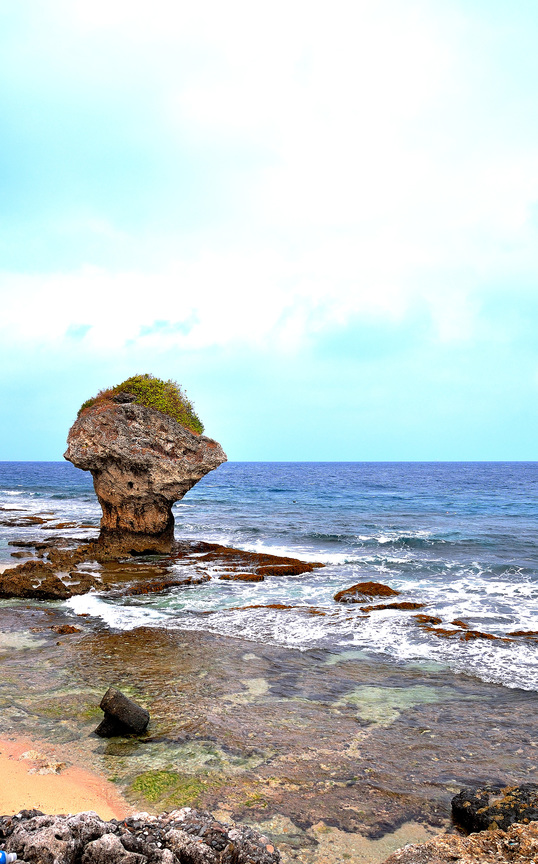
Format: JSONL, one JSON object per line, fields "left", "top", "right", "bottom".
{"left": 0, "top": 808, "right": 280, "bottom": 864}
{"left": 451, "top": 783, "right": 538, "bottom": 832}
{"left": 0, "top": 525, "right": 537, "bottom": 863}
{"left": 381, "top": 820, "right": 538, "bottom": 864}
{"left": 0, "top": 560, "right": 95, "bottom": 600}
{"left": 64, "top": 401, "right": 226, "bottom": 553}
{"left": 333, "top": 582, "right": 400, "bottom": 603}
{"left": 0, "top": 538, "right": 323, "bottom": 601}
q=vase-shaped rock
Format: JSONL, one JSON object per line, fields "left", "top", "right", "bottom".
{"left": 64, "top": 401, "right": 226, "bottom": 553}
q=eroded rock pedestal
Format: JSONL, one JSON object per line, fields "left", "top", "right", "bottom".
{"left": 64, "top": 400, "right": 226, "bottom": 553}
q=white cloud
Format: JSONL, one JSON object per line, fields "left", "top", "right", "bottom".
{"left": 2, "top": 0, "right": 538, "bottom": 362}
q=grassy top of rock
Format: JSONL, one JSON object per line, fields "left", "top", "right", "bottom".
{"left": 77, "top": 373, "right": 204, "bottom": 434}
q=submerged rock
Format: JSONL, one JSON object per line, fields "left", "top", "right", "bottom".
{"left": 64, "top": 399, "right": 226, "bottom": 553}
{"left": 451, "top": 783, "right": 538, "bottom": 832}
{"left": 0, "top": 808, "right": 280, "bottom": 864}
{"left": 219, "top": 573, "right": 264, "bottom": 582}
{"left": 334, "top": 581, "right": 400, "bottom": 603}
{"left": 359, "top": 601, "right": 425, "bottom": 612}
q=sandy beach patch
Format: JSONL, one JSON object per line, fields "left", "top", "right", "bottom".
{"left": 0, "top": 736, "right": 131, "bottom": 819}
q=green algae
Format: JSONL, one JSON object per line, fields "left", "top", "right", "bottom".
{"left": 335, "top": 684, "right": 462, "bottom": 726}
{"left": 243, "top": 792, "right": 269, "bottom": 808}
{"left": 128, "top": 770, "right": 209, "bottom": 809}
{"left": 324, "top": 650, "right": 372, "bottom": 666}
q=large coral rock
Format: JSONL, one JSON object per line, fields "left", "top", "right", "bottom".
{"left": 0, "top": 808, "right": 280, "bottom": 864}
{"left": 64, "top": 401, "right": 226, "bottom": 553}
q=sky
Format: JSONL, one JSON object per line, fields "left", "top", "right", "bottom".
{"left": 0, "top": 0, "right": 537, "bottom": 460}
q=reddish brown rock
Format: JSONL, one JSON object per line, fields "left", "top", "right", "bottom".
{"left": 461, "top": 629, "right": 499, "bottom": 641}
{"left": 190, "top": 544, "right": 325, "bottom": 576}
{"left": 334, "top": 581, "right": 400, "bottom": 603}
{"left": 414, "top": 614, "right": 442, "bottom": 625}
{"left": 64, "top": 400, "right": 226, "bottom": 553}
{"left": 219, "top": 573, "right": 265, "bottom": 582}
{"left": 0, "top": 561, "right": 72, "bottom": 600}
{"left": 127, "top": 573, "right": 211, "bottom": 595}
{"left": 50, "top": 624, "right": 82, "bottom": 634}
{"left": 257, "top": 562, "right": 319, "bottom": 576}
{"left": 0, "top": 561, "right": 98, "bottom": 601}
{"left": 359, "top": 601, "right": 426, "bottom": 612}
{"left": 423, "top": 626, "right": 503, "bottom": 642}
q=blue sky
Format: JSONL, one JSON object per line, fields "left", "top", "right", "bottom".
{"left": 1, "top": 0, "right": 537, "bottom": 460}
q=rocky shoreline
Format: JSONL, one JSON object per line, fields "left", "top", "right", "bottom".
{"left": 2, "top": 512, "right": 537, "bottom": 652}
{"left": 0, "top": 807, "right": 280, "bottom": 864}
{"left": 2, "top": 791, "right": 538, "bottom": 864}
{"left": 0, "top": 520, "right": 536, "bottom": 860}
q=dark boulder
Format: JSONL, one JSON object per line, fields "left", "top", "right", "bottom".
{"left": 94, "top": 687, "right": 150, "bottom": 737}
{"left": 452, "top": 783, "right": 538, "bottom": 832}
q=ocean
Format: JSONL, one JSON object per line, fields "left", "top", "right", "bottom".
{"left": 1, "top": 461, "right": 537, "bottom": 692}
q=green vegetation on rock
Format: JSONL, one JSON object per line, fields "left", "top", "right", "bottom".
{"left": 128, "top": 770, "right": 208, "bottom": 809}
{"left": 78, "top": 373, "right": 204, "bottom": 434}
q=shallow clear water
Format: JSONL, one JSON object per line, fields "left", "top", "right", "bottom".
{"left": 1, "top": 461, "right": 537, "bottom": 691}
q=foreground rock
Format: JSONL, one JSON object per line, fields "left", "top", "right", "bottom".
{"left": 382, "top": 820, "right": 538, "bottom": 864}
{"left": 0, "top": 560, "right": 96, "bottom": 600}
{"left": 0, "top": 808, "right": 280, "bottom": 864}
{"left": 452, "top": 783, "right": 538, "bottom": 832}
{"left": 64, "top": 400, "right": 226, "bottom": 553}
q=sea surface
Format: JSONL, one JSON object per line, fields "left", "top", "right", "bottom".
{"left": 1, "top": 461, "right": 537, "bottom": 692}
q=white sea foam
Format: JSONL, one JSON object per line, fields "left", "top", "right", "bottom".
{"left": 3, "top": 461, "right": 538, "bottom": 693}
{"left": 63, "top": 580, "right": 538, "bottom": 692}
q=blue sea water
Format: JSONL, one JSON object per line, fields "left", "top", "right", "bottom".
{"left": 1, "top": 461, "right": 537, "bottom": 691}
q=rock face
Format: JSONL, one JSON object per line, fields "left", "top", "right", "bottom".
{"left": 64, "top": 401, "right": 227, "bottom": 553}
{"left": 0, "top": 808, "right": 280, "bottom": 864}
